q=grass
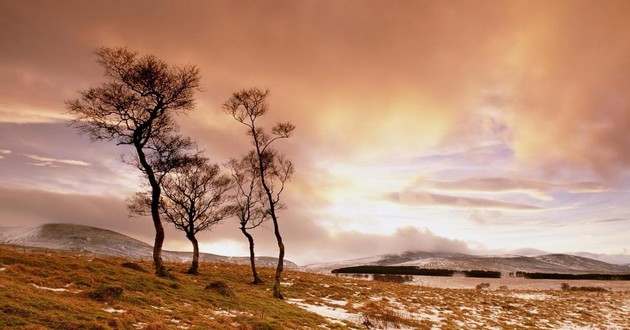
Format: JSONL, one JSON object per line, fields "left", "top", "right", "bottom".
{"left": 1, "top": 245, "right": 629, "bottom": 329}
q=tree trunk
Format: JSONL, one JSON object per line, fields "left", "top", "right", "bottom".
{"left": 240, "top": 226, "right": 262, "bottom": 284}
{"left": 187, "top": 233, "right": 200, "bottom": 275}
{"left": 271, "top": 217, "right": 284, "bottom": 299}
{"left": 152, "top": 213, "right": 168, "bottom": 277}
{"left": 135, "top": 143, "right": 169, "bottom": 278}
{"left": 250, "top": 124, "right": 284, "bottom": 298}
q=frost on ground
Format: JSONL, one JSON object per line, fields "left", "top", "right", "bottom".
{"left": 283, "top": 272, "right": 630, "bottom": 329}
{"left": 287, "top": 298, "right": 361, "bottom": 325}
{"left": 29, "top": 283, "right": 81, "bottom": 293}
{"left": 102, "top": 307, "right": 126, "bottom": 313}
{"left": 506, "top": 293, "right": 552, "bottom": 300}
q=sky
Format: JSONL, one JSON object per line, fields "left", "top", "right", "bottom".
{"left": 1, "top": 0, "right": 629, "bottom": 265}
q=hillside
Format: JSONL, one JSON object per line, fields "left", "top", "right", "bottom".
{"left": 305, "top": 250, "right": 630, "bottom": 275}
{"left": 0, "top": 223, "right": 297, "bottom": 268}
{"left": 1, "top": 245, "right": 629, "bottom": 329}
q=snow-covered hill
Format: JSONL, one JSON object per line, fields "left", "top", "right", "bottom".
{"left": 304, "top": 250, "right": 630, "bottom": 274}
{"left": 0, "top": 223, "right": 297, "bottom": 268}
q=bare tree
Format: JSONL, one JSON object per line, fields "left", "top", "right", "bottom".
{"left": 227, "top": 153, "right": 269, "bottom": 284}
{"left": 223, "top": 88, "right": 294, "bottom": 299}
{"left": 130, "top": 157, "right": 233, "bottom": 274}
{"left": 67, "top": 47, "right": 201, "bottom": 277}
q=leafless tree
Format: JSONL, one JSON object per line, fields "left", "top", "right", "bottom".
{"left": 130, "top": 157, "right": 233, "bottom": 274}
{"left": 223, "top": 88, "right": 294, "bottom": 299}
{"left": 67, "top": 47, "right": 201, "bottom": 277}
{"left": 226, "top": 153, "right": 270, "bottom": 284}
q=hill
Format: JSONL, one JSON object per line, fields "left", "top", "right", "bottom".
{"left": 0, "top": 245, "right": 629, "bottom": 329}
{"left": 0, "top": 223, "right": 297, "bottom": 268}
{"left": 305, "top": 250, "right": 630, "bottom": 275}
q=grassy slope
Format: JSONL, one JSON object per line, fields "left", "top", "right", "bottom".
{"left": 1, "top": 245, "right": 629, "bottom": 330}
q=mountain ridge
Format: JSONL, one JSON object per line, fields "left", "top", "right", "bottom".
{"left": 0, "top": 223, "right": 298, "bottom": 268}
{"left": 305, "top": 250, "right": 630, "bottom": 275}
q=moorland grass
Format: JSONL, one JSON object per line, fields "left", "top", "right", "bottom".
{"left": 1, "top": 245, "right": 629, "bottom": 329}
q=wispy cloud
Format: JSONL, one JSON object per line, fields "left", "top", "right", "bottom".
{"left": 0, "top": 149, "right": 10, "bottom": 159}
{"left": 24, "top": 154, "right": 90, "bottom": 167}
{"left": 0, "top": 101, "right": 73, "bottom": 124}
{"left": 590, "top": 218, "right": 629, "bottom": 224}
{"left": 411, "top": 176, "right": 606, "bottom": 200}
{"left": 386, "top": 191, "right": 541, "bottom": 210}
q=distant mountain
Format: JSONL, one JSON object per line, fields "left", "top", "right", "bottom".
{"left": 572, "top": 252, "right": 630, "bottom": 266}
{"left": 0, "top": 223, "right": 297, "bottom": 268}
{"left": 509, "top": 248, "right": 630, "bottom": 265}
{"left": 305, "top": 250, "right": 630, "bottom": 274}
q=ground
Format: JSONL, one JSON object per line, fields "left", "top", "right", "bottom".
{"left": 0, "top": 245, "right": 628, "bottom": 329}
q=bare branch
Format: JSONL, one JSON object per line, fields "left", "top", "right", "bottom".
{"left": 67, "top": 46, "right": 201, "bottom": 277}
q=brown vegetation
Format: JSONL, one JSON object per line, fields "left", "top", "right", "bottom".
{"left": 1, "top": 245, "right": 628, "bottom": 329}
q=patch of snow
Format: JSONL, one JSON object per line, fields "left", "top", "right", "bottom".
{"left": 212, "top": 310, "right": 238, "bottom": 317}
{"left": 413, "top": 308, "right": 442, "bottom": 324}
{"left": 322, "top": 298, "right": 347, "bottom": 306}
{"left": 287, "top": 298, "right": 360, "bottom": 325}
{"left": 102, "top": 307, "right": 126, "bottom": 313}
{"left": 210, "top": 309, "right": 253, "bottom": 318}
{"left": 132, "top": 322, "right": 146, "bottom": 329}
{"left": 31, "top": 284, "right": 68, "bottom": 292}
{"left": 511, "top": 293, "right": 551, "bottom": 300}
{"left": 280, "top": 281, "right": 293, "bottom": 286}
{"left": 0, "top": 267, "right": 6, "bottom": 272}
{"left": 151, "top": 305, "right": 173, "bottom": 312}
{"left": 556, "top": 323, "right": 598, "bottom": 330}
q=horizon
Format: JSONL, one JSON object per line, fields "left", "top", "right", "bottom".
{"left": 1, "top": 1, "right": 629, "bottom": 266}
{"left": 2, "top": 222, "right": 630, "bottom": 267}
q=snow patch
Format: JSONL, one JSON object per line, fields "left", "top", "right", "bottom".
{"left": 30, "top": 283, "right": 80, "bottom": 293}
{"left": 511, "top": 293, "right": 551, "bottom": 300}
{"left": 102, "top": 307, "right": 126, "bottom": 313}
{"left": 151, "top": 305, "right": 173, "bottom": 312}
{"left": 287, "top": 298, "right": 360, "bottom": 325}
{"left": 322, "top": 298, "right": 347, "bottom": 306}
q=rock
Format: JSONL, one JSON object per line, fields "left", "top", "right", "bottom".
{"left": 89, "top": 285, "right": 123, "bottom": 302}
{"left": 475, "top": 282, "right": 490, "bottom": 290}
{"left": 121, "top": 262, "right": 148, "bottom": 273}
{"left": 204, "top": 281, "right": 235, "bottom": 297}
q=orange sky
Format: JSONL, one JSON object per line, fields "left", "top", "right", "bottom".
{"left": 1, "top": 1, "right": 629, "bottom": 264}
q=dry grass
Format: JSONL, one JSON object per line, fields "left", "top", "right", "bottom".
{"left": 1, "top": 245, "right": 629, "bottom": 329}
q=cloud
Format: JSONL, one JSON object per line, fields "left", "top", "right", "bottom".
{"left": 24, "top": 154, "right": 91, "bottom": 167}
{"left": 469, "top": 210, "right": 504, "bottom": 226}
{"left": 502, "top": 1, "right": 630, "bottom": 175}
{"left": 590, "top": 218, "right": 629, "bottom": 224}
{"left": 0, "top": 101, "right": 73, "bottom": 124}
{"left": 246, "top": 203, "right": 473, "bottom": 264}
{"left": 411, "top": 176, "right": 606, "bottom": 200}
{"left": 1, "top": 1, "right": 630, "bottom": 264}
{"left": 0, "top": 149, "right": 10, "bottom": 159}
{"left": 0, "top": 186, "right": 471, "bottom": 265}
{"left": 0, "top": 123, "right": 140, "bottom": 194}
{"left": 386, "top": 191, "right": 540, "bottom": 211}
